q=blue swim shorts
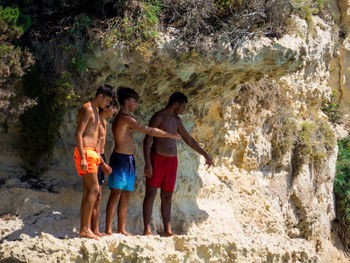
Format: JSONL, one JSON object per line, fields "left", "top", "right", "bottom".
{"left": 109, "top": 152, "right": 135, "bottom": 191}
{"left": 97, "top": 153, "right": 106, "bottom": 186}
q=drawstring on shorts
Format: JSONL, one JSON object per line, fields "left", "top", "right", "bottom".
{"left": 129, "top": 155, "right": 134, "bottom": 174}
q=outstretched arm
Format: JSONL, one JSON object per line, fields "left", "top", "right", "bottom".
{"left": 143, "top": 115, "right": 161, "bottom": 178}
{"left": 177, "top": 118, "right": 214, "bottom": 168}
{"left": 124, "top": 115, "right": 180, "bottom": 139}
{"left": 75, "top": 107, "right": 91, "bottom": 172}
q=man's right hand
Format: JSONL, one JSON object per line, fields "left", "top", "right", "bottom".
{"left": 144, "top": 163, "right": 153, "bottom": 178}
{"left": 80, "top": 159, "right": 88, "bottom": 172}
{"left": 204, "top": 154, "right": 215, "bottom": 168}
{"left": 101, "top": 163, "right": 112, "bottom": 176}
{"left": 171, "top": 133, "right": 181, "bottom": 140}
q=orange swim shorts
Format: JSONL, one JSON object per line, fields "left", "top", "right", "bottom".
{"left": 73, "top": 147, "right": 101, "bottom": 176}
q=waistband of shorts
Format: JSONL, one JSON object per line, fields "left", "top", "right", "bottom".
{"left": 112, "top": 152, "right": 134, "bottom": 158}
{"left": 75, "top": 146, "right": 98, "bottom": 152}
{"left": 151, "top": 152, "right": 177, "bottom": 158}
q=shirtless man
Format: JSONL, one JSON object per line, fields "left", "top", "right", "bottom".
{"left": 91, "top": 99, "right": 118, "bottom": 237}
{"left": 74, "top": 84, "right": 114, "bottom": 240}
{"left": 143, "top": 92, "right": 214, "bottom": 236}
{"left": 105, "top": 87, "right": 181, "bottom": 236}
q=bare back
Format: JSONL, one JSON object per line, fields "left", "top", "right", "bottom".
{"left": 77, "top": 101, "right": 100, "bottom": 148}
{"left": 112, "top": 111, "right": 135, "bottom": 155}
{"left": 151, "top": 111, "right": 180, "bottom": 156}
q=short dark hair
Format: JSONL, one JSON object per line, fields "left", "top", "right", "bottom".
{"left": 168, "top": 92, "right": 188, "bottom": 106}
{"left": 109, "top": 99, "right": 118, "bottom": 108}
{"left": 98, "top": 99, "right": 118, "bottom": 112}
{"left": 96, "top": 84, "right": 115, "bottom": 98}
{"left": 117, "top": 86, "right": 139, "bottom": 105}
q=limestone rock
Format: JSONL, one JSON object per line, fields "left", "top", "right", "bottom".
{"left": 0, "top": 8, "right": 349, "bottom": 263}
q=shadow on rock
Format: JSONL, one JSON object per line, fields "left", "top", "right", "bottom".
{"left": 0, "top": 187, "right": 81, "bottom": 242}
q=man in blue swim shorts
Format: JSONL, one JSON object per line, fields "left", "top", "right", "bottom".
{"left": 109, "top": 152, "right": 135, "bottom": 192}
{"left": 104, "top": 87, "right": 180, "bottom": 236}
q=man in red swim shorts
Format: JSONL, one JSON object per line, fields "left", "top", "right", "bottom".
{"left": 74, "top": 84, "right": 114, "bottom": 240}
{"left": 143, "top": 92, "right": 214, "bottom": 236}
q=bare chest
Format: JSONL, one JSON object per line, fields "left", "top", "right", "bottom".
{"left": 98, "top": 124, "right": 106, "bottom": 139}
{"left": 85, "top": 111, "right": 99, "bottom": 135}
{"left": 158, "top": 116, "right": 179, "bottom": 132}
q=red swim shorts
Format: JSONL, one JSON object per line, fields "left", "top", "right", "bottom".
{"left": 73, "top": 147, "right": 100, "bottom": 176}
{"left": 146, "top": 153, "right": 178, "bottom": 192}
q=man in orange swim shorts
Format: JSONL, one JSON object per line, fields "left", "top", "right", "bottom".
{"left": 74, "top": 148, "right": 100, "bottom": 175}
{"left": 74, "top": 84, "right": 114, "bottom": 240}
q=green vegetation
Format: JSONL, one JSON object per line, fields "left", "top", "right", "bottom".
{"left": 0, "top": 6, "right": 77, "bottom": 176}
{"left": 293, "top": 0, "right": 316, "bottom": 20}
{"left": 235, "top": 79, "right": 336, "bottom": 172}
{"left": 64, "top": 45, "right": 88, "bottom": 73}
{"left": 69, "top": 54, "right": 88, "bottom": 73}
{"left": 215, "top": 0, "right": 243, "bottom": 11}
{"left": 20, "top": 70, "right": 76, "bottom": 176}
{"left": 46, "top": 13, "right": 92, "bottom": 78}
{"left": 68, "top": 14, "right": 92, "bottom": 38}
{"left": 293, "top": 0, "right": 317, "bottom": 35}
{"left": 271, "top": 113, "right": 298, "bottom": 163}
{"left": 0, "top": 5, "right": 31, "bottom": 36}
{"left": 334, "top": 136, "right": 350, "bottom": 235}
{"left": 321, "top": 89, "right": 343, "bottom": 124}
{"left": 176, "top": 49, "right": 202, "bottom": 65}
{"left": 143, "top": 0, "right": 162, "bottom": 22}
{"left": 16, "top": 12, "right": 89, "bottom": 176}
{"left": 62, "top": 14, "right": 92, "bottom": 73}
{"left": 0, "top": 6, "right": 35, "bottom": 121}
{"left": 102, "top": 0, "right": 162, "bottom": 58}
{"left": 297, "top": 119, "right": 335, "bottom": 164}
{"left": 271, "top": 112, "right": 335, "bottom": 169}
{"left": 291, "top": 0, "right": 335, "bottom": 36}
{"left": 293, "top": 0, "right": 329, "bottom": 18}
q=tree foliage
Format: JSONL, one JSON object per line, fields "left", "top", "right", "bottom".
{"left": 334, "top": 136, "right": 350, "bottom": 249}
{"left": 0, "top": 6, "right": 36, "bottom": 121}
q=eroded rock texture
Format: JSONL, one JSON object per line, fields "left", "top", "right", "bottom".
{"left": 0, "top": 2, "right": 349, "bottom": 262}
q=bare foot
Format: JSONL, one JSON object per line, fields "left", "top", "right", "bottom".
{"left": 118, "top": 230, "right": 134, "bottom": 236}
{"left": 104, "top": 231, "right": 113, "bottom": 236}
{"left": 79, "top": 230, "right": 100, "bottom": 240}
{"left": 143, "top": 231, "right": 156, "bottom": 236}
{"left": 164, "top": 231, "right": 177, "bottom": 237}
{"left": 93, "top": 231, "right": 107, "bottom": 237}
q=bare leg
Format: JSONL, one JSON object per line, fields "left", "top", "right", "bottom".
{"left": 80, "top": 173, "right": 100, "bottom": 240}
{"left": 105, "top": 189, "right": 122, "bottom": 235}
{"left": 91, "top": 185, "right": 104, "bottom": 236}
{"left": 143, "top": 185, "right": 157, "bottom": 235}
{"left": 161, "top": 189, "right": 176, "bottom": 237}
{"left": 117, "top": 191, "right": 134, "bottom": 236}
{"left": 80, "top": 179, "right": 88, "bottom": 233}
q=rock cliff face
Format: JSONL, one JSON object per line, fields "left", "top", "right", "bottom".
{"left": 0, "top": 1, "right": 349, "bottom": 262}
{"left": 337, "top": 0, "right": 350, "bottom": 124}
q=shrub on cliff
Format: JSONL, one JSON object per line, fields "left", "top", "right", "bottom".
{"left": 0, "top": 6, "right": 36, "bottom": 121}
{"left": 159, "top": 0, "right": 292, "bottom": 50}
{"left": 19, "top": 70, "right": 76, "bottom": 176}
{"left": 91, "top": 0, "right": 294, "bottom": 57}
{"left": 234, "top": 78, "right": 336, "bottom": 172}
{"left": 321, "top": 89, "right": 343, "bottom": 124}
{"left": 95, "top": 0, "right": 162, "bottom": 59}
{"left": 334, "top": 136, "right": 350, "bottom": 249}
